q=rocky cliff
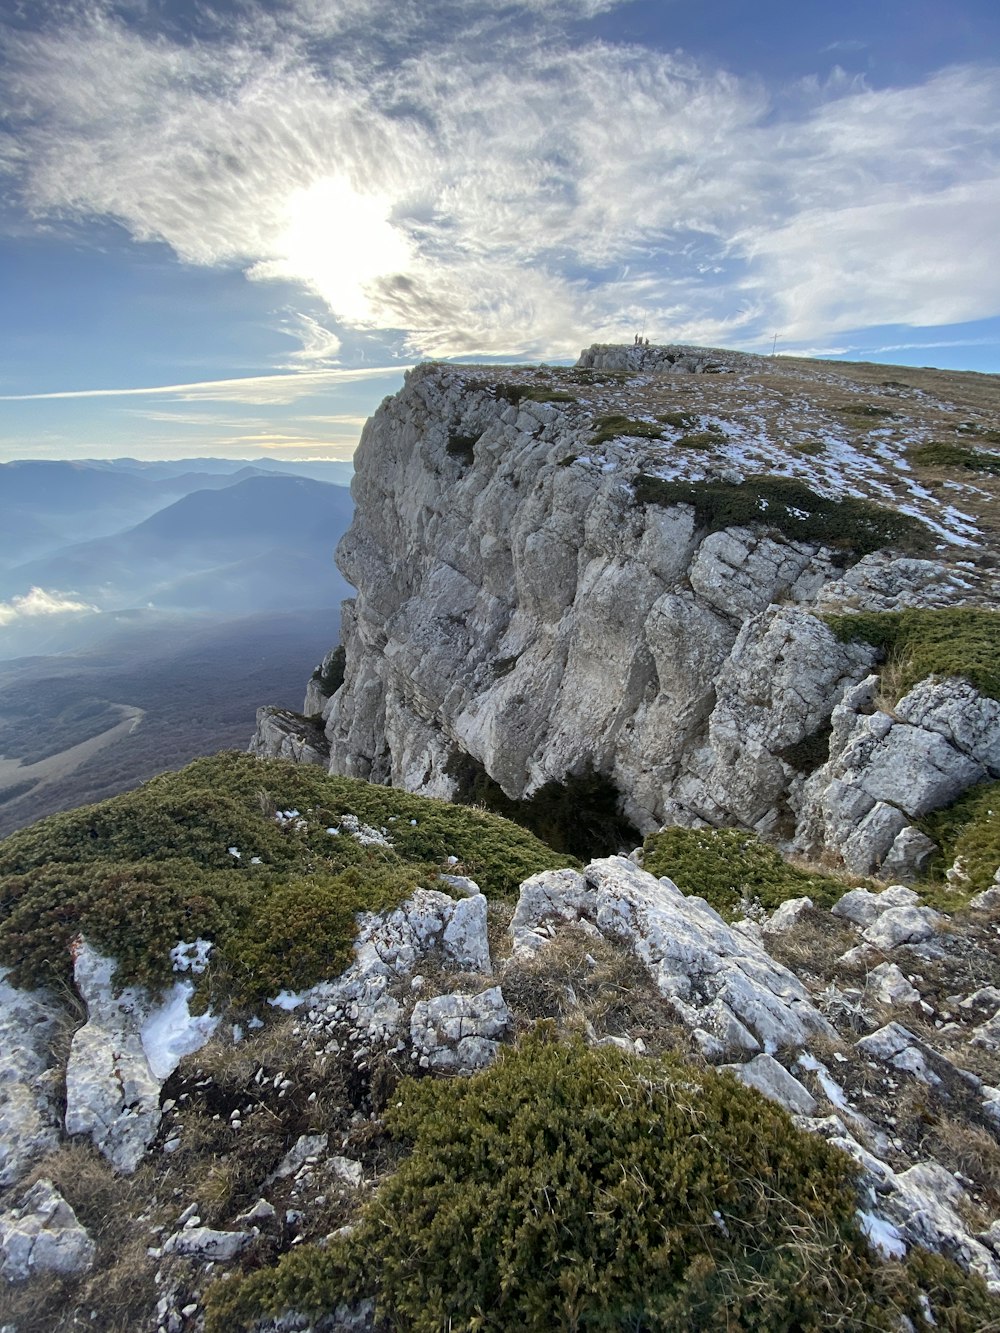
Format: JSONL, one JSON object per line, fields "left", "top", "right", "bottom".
{"left": 272, "top": 343, "right": 1000, "bottom": 883}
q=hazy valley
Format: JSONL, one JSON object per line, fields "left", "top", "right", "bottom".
{"left": 0, "top": 457, "right": 353, "bottom": 834}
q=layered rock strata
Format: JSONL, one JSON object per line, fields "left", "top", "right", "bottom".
{"left": 271, "top": 347, "right": 1000, "bottom": 876}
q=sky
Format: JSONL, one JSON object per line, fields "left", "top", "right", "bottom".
{"left": 0, "top": 0, "right": 998, "bottom": 463}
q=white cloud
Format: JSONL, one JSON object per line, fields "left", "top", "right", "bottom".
{"left": 0, "top": 367, "right": 408, "bottom": 405}
{"left": 2, "top": 4, "right": 999, "bottom": 355}
{"left": 0, "top": 586, "right": 97, "bottom": 627}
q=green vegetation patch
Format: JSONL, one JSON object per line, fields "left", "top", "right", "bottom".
{"left": 657, "top": 410, "right": 699, "bottom": 430}
{"left": 589, "top": 414, "right": 664, "bottom": 448}
{"left": 919, "top": 780, "right": 1000, "bottom": 898}
{"left": 204, "top": 1029, "right": 886, "bottom": 1332}
{"left": 958, "top": 421, "right": 1000, "bottom": 444}
{"left": 310, "top": 644, "right": 346, "bottom": 697}
{"left": 633, "top": 475, "right": 932, "bottom": 558}
{"left": 642, "top": 826, "right": 849, "bottom": 915}
{"left": 493, "top": 382, "right": 577, "bottom": 406}
{"left": 0, "top": 752, "right": 569, "bottom": 1003}
{"left": 908, "top": 442, "right": 1000, "bottom": 476}
{"left": 675, "top": 428, "right": 726, "bottom": 450}
{"left": 825, "top": 608, "right": 1000, "bottom": 700}
{"left": 447, "top": 751, "right": 636, "bottom": 860}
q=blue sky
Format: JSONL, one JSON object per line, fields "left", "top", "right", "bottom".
{"left": 0, "top": 0, "right": 998, "bottom": 462}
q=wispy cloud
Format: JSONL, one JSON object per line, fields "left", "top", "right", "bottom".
{"left": 0, "top": 367, "right": 408, "bottom": 405}
{"left": 2, "top": 1, "right": 998, "bottom": 357}
{"left": 0, "top": 586, "right": 97, "bottom": 627}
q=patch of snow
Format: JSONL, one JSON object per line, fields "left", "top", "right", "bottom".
{"left": 268, "top": 990, "right": 306, "bottom": 1011}
{"left": 140, "top": 982, "right": 218, "bottom": 1081}
{"left": 170, "top": 939, "right": 213, "bottom": 975}
{"left": 858, "top": 1210, "right": 907, "bottom": 1260}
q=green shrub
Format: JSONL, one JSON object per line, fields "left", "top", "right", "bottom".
{"left": 674, "top": 429, "right": 725, "bottom": 450}
{"left": 793, "top": 440, "right": 825, "bottom": 456}
{"left": 220, "top": 867, "right": 420, "bottom": 1006}
{"left": 825, "top": 608, "right": 1000, "bottom": 700}
{"left": 311, "top": 645, "right": 346, "bottom": 696}
{"left": 919, "top": 781, "right": 1000, "bottom": 896}
{"left": 958, "top": 421, "right": 1000, "bottom": 444}
{"left": 641, "top": 826, "right": 848, "bottom": 915}
{"left": 589, "top": 415, "right": 664, "bottom": 448}
{"left": 205, "top": 1029, "right": 899, "bottom": 1333}
{"left": 493, "top": 383, "right": 576, "bottom": 406}
{"left": 908, "top": 442, "right": 1000, "bottom": 475}
{"left": 658, "top": 411, "right": 698, "bottom": 430}
{"left": 633, "top": 475, "right": 931, "bottom": 558}
{"left": 0, "top": 753, "right": 570, "bottom": 1001}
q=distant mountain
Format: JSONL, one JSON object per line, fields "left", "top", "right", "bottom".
{"left": 0, "top": 458, "right": 290, "bottom": 565}
{"left": 91, "top": 455, "right": 356, "bottom": 486}
{"left": 0, "top": 474, "right": 354, "bottom": 621}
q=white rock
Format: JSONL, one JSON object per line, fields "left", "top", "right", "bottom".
{"left": 510, "top": 858, "right": 834, "bottom": 1057}
{"left": 723, "top": 1053, "right": 817, "bottom": 1116}
{"left": 831, "top": 885, "right": 918, "bottom": 927}
{"left": 269, "top": 1134, "right": 328, "bottom": 1183}
{"left": 970, "top": 1010, "right": 1000, "bottom": 1051}
{"left": 0, "top": 972, "right": 62, "bottom": 1189}
{"left": 862, "top": 905, "right": 942, "bottom": 950}
{"left": 410, "top": 987, "right": 511, "bottom": 1072}
{"left": 161, "top": 1227, "right": 251, "bottom": 1261}
{"left": 64, "top": 942, "right": 217, "bottom": 1173}
{"left": 0, "top": 1180, "right": 95, "bottom": 1283}
{"left": 868, "top": 963, "right": 920, "bottom": 1006}
{"left": 762, "top": 897, "right": 813, "bottom": 934}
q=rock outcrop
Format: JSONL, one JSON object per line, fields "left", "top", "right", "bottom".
{"left": 265, "top": 346, "right": 998, "bottom": 876}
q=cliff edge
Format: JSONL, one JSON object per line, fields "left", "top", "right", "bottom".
{"left": 263, "top": 344, "right": 1000, "bottom": 881}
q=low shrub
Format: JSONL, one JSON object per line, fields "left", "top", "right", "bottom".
{"left": 204, "top": 1029, "right": 896, "bottom": 1332}
{"left": 920, "top": 780, "right": 1000, "bottom": 896}
{"left": 0, "top": 753, "right": 570, "bottom": 1002}
{"left": 641, "top": 826, "right": 848, "bottom": 915}
{"left": 908, "top": 442, "right": 1000, "bottom": 475}
{"left": 633, "top": 475, "right": 931, "bottom": 558}
{"left": 589, "top": 415, "right": 664, "bottom": 448}
{"left": 657, "top": 411, "right": 698, "bottom": 430}
{"left": 825, "top": 608, "right": 1000, "bottom": 700}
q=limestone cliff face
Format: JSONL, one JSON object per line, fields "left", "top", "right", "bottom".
{"left": 283, "top": 346, "right": 999, "bottom": 877}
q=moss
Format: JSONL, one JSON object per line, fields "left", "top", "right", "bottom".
{"left": 447, "top": 751, "right": 637, "bottom": 860}
{"left": 908, "top": 442, "right": 1000, "bottom": 476}
{"left": 825, "top": 608, "right": 1000, "bottom": 700}
{"left": 641, "top": 826, "right": 849, "bottom": 916}
{"left": 919, "top": 781, "right": 1000, "bottom": 897}
{"left": 633, "top": 475, "right": 932, "bottom": 558}
{"left": 0, "top": 752, "right": 569, "bottom": 1002}
{"left": 793, "top": 440, "right": 825, "bottom": 456}
{"left": 311, "top": 644, "right": 346, "bottom": 697}
{"left": 493, "top": 383, "right": 576, "bottom": 407}
{"left": 205, "top": 1028, "right": 904, "bottom": 1333}
{"left": 589, "top": 415, "right": 663, "bottom": 448}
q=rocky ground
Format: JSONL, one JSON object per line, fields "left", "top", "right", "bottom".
{"left": 4, "top": 796, "right": 1000, "bottom": 1329}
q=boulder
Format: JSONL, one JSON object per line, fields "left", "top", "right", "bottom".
{"left": 510, "top": 858, "right": 834, "bottom": 1058}
{"left": 410, "top": 987, "right": 511, "bottom": 1072}
{"left": 0, "top": 1180, "right": 94, "bottom": 1283}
